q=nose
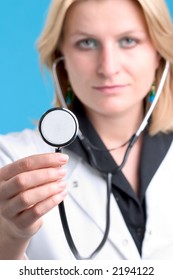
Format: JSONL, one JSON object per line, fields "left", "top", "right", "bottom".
{"left": 97, "top": 45, "right": 121, "bottom": 77}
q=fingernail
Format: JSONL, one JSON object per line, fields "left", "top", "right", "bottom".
{"left": 60, "top": 188, "right": 68, "bottom": 197}
{"left": 58, "top": 154, "right": 69, "bottom": 162}
{"left": 57, "top": 168, "right": 67, "bottom": 176}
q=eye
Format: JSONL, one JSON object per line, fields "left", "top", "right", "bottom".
{"left": 119, "top": 37, "right": 138, "bottom": 48}
{"left": 77, "top": 38, "right": 99, "bottom": 49}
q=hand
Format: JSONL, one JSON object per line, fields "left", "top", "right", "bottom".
{"left": 0, "top": 152, "right": 69, "bottom": 259}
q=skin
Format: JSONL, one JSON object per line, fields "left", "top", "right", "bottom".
{"left": 0, "top": 0, "right": 160, "bottom": 259}
{"left": 61, "top": 0, "right": 160, "bottom": 192}
{"left": 61, "top": 0, "right": 160, "bottom": 142}
{"left": 0, "top": 153, "right": 68, "bottom": 259}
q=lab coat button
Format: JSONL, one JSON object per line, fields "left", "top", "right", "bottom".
{"left": 72, "top": 181, "right": 78, "bottom": 188}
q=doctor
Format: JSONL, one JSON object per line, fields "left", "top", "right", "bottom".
{"left": 0, "top": 0, "right": 173, "bottom": 260}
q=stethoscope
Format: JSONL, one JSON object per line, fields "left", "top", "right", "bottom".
{"left": 39, "top": 57, "right": 170, "bottom": 259}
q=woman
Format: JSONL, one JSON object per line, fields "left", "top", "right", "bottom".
{"left": 0, "top": 0, "right": 173, "bottom": 260}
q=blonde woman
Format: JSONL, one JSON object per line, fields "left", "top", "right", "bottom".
{"left": 0, "top": 0, "right": 173, "bottom": 260}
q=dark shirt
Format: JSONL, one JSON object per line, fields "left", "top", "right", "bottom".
{"left": 68, "top": 99, "right": 173, "bottom": 255}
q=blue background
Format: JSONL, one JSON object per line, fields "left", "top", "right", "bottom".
{"left": 0, "top": 0, "right": 173, "bottom": 134}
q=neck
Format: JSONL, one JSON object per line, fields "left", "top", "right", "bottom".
{"left": 85, "top": 106, "right": 144, "bottom": 149}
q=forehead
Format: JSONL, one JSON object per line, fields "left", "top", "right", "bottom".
{"left": 63, "top": 0, "right": 147, "bottom": 35}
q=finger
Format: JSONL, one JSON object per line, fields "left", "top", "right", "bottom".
{"left": 1, "top": 166, "right": 67, "bottom": 200}
{"left": 2, "top": 181, "right": 67, "bottom": 219}
{"left": 0, "top": 153, "right": 69, "bottom": 181}
{"left": 13, "top": 189, "right": 67, "bottom": 230}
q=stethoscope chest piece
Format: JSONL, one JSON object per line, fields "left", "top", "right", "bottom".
{"left": 39, "top": 107, "right": 79, "bottom": 148}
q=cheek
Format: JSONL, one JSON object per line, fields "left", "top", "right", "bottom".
{"left": 65, "top": 63, "right": 85, "bottom": 98}
{"left": 65, "top": 57, "right": 85, "bottom": 79}
{"left": 65, "top": 56, "right": 93, "bottom": 90}
{"left": 134, "top": 53, "right": 159, "bottom": 91}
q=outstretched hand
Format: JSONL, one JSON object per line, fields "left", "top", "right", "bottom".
{"left": 0, "top": 152, "right": 69, "bottom": 259}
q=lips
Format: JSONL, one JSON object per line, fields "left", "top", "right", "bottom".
{"left": 93, "top": 84, "right": 128, "bottom": 94}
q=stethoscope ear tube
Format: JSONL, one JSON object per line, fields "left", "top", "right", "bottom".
{"left": 135, "top": 60, "right": 170, "bottom": 137}
{"left": 52, "top": 57, "right": 67, "bottom": 108}
{"left": 39, "top": 59, "right": 170, "bottom": 260}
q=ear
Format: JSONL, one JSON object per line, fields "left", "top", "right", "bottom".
{"left": 156, "top": 52, "right": 161, "bottom": 69}
{"left": 59, "top": 48, "right": 67, "bottom": 71}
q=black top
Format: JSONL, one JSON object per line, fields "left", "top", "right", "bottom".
{"left": 68, "top": 99, "right": 173, "bottom": 255}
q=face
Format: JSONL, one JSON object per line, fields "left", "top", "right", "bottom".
{"left": 61, "top": 0, "right": 160, "bottom": 119}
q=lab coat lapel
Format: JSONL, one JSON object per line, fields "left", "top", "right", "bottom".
{"left": 142, "top": 142, "right": 173, "bottom": 259}
{"left": 66, "top": 154, "right": 140, "bottom": 259}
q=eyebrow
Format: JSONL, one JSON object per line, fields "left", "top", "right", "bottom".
{"left": 68, "top": 29, "right": 147, "bottom": 38}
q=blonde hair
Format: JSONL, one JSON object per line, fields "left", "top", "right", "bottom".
{"left": 37, "top": 0, "right": 173, "bottom": 135}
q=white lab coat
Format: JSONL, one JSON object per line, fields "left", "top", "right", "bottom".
{"left": 0, "top": 129, "right": 173, "bottom": 259}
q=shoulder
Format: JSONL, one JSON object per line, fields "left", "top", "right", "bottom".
{"left": 0, "top": 128, "right": 53, "bottom": 166}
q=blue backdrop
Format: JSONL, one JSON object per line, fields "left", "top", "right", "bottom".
{"left": 0, "top": 0, "right": 173, "bottom": 134}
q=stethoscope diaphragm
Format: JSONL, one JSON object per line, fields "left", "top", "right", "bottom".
{"left": 39, "top": 107, "right": 79, "bottom": 148}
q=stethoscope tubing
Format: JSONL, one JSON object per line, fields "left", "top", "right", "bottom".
{"left": 46, "top": 58, "right": 170, "bottom": 259}
{"left": 58, "top": 172, "right": 112, "bottom": 260}
{"left": 58, "top": 129, "right": 139, "bottom": 259}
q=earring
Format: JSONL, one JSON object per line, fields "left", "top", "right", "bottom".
{"left": 149, "top": 83, "right": 156, "bottom": 103}
{"left": 65, "top": 83, "right": 73, "bottom": 106}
